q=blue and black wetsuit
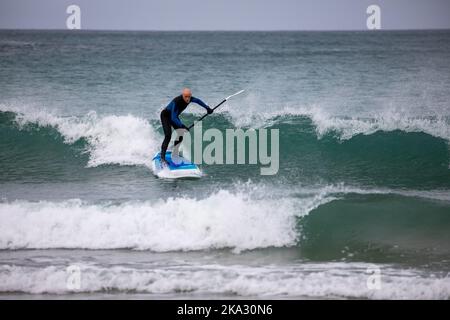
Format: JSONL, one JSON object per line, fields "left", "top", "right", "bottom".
{"left": 160, "top": 95, "right": 210, "bottom": 162}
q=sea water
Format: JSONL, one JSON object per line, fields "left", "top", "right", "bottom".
{"left": 1, "top": 30, "right": 450, "bottom": 299}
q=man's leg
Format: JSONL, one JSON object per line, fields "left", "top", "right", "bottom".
{"left": 160, "top": 111, "right": 172, "bottom": 164}
{"left": 173, "top": 130, "right": 185, "bottom": 157}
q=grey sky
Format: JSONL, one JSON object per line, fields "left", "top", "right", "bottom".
{"left": 1, "top": 0, "right": 449, "bottom": 31}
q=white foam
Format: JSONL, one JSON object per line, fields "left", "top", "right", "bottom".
{"left": 218, "top": 91, "right": 304, "bottom": 128}
{"left": 1, "top": 262, "right": 449, "bottom": 299}
{"left": 1, "top": 104, "right": 161, "bottom": 167}
{"left": 307, "top": 183, "right": 450, "bottom": 202}
{"left": 0, "top": 187, "right": 326, "bottom": 252}
{"left": 304, "top": 106, "right": 450, "bottom": 141}
{"left": 217, "top": 98, "right": 450, "bottom": 141}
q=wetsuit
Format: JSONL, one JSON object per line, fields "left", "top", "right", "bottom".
{"left": 160, "top": 95, "right": 211, "bottom": 162}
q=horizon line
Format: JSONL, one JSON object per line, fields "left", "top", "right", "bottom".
{"left": 1, "top": 27, "right": 450, "bottom": 32}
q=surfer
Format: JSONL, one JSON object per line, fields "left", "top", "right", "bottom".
{"left": 160, "top": 88, "right": 213, "bottom": 166}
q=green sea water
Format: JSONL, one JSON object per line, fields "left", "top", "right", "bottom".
{"left": 0, "top": 30, "right": 450, "bottom": 299}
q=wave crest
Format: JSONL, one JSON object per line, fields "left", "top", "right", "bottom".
{"left": 0, "top": 189, "right": 313, "bottom": 252}
{"left": 1, "top": 105, "right": 161, "bottom": 167}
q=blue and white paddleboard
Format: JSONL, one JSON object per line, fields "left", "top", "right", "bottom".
{"left": 152, "top": 151, "right": 202, "bottom": 179}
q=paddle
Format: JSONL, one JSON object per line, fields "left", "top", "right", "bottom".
{"left": 187, "top": 90, "right": 245, "bottom": 130}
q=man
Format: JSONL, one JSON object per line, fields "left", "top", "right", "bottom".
{"left": 160, "top": 88, "right": 213, "bottom": 166}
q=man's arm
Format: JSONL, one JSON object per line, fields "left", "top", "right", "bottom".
{"left": 191, "top": 97, "right": 211, "bottom": 111}
{"left": 167, "top": 101, "right": 185, "bottom": 128}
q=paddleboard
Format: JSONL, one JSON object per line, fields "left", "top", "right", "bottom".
{"left": 152, "top": 151, "right": 202, "bottom": 179}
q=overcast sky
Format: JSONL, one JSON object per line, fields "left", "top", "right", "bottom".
{"left": 1, "top": 0, "right": 449, "bottom": 31}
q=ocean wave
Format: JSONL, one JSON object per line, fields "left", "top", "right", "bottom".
{"left": 0, "top": 104, "right": 161, "bottom": 167}
{"left": 304, "top": 106, "right": 450, "bottom": 141}
{"left": 1, "top": 103, "right": 449, "bottom": 178}
{"left": 299, "top": 188, "right": 450, "bottom": 261}
{"left": 219, "top": 102, "right": 450, "bottom": 141}
{"left": 1, "top": 262, "right": 448, "bottom": 299}
{"left": 1, "top": 183, "right": 449, "bottom": 252}
{"left": 3, "top": 103, "right": 450, "bottom": 147}
{"left": 0, "top": 188, "right": 319, "bottom": 251}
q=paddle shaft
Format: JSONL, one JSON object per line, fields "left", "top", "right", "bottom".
{"left": 187, "top": 90, "right": 244, "bottom": 130}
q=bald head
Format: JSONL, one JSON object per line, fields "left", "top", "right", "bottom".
{"left": 182, "top": 88, "right": 192, "bottom": 103}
